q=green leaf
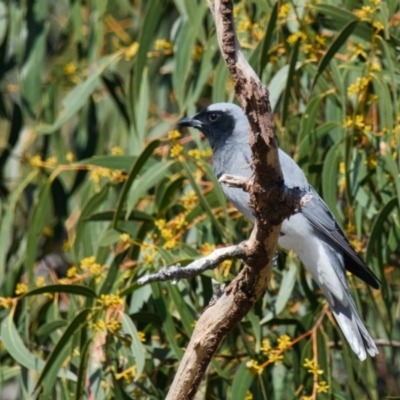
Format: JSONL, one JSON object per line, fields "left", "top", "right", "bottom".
{"left": 23, "top": 284, "right": 98, "bottom": 298}
{"left": 168, "top": 282, "right": 195, "bottom": 336}
{"left": 75, "top": 339, "right": 92, "bottom": 400}
{"left": 281, "top": 38, "right": 300, "bottom": 127}
{"left": 0, "top": 365, "right": 21, "bottom": 382}
{"left": 0, "top": 170, "right": 37, "bottom": 283}
{"left": 275, "top": 261, "right": 297, "bottom": 315}
{"left": 258, "top": 1, "right": 278, "bottom": 78}
{"left": 36, "top": 320, "right": 68, "bottom": 338}
{"left": 121, "top": 313, "right": 146, "bottom": 379}
{"left": 312, "top": 20, "right": 358, "bottom": 89}
{"left": 0, "top": 313, "right": 76, "bottom": 381}
{"left": 151, "top": 282, "right": 183, "bottom": 359}
{"left": 134, "top": 0, "right": 163, "bottom": 99}
{"left": 37, "top": 53, "right": 122, "bottom": 134}
{"left": 112, "top": 140, "right": 160, "bottom": 228}
{"left": 181, "top": 160, "right": 226, "bottom": 239}
{"left": 34, "top": 308, "right": 92, "bottom": 390}
{"left": 172, "top": 21, "right": 198, "bottom": 109}
{"left": 126, "top": 160, "right": 173, "bottom": 217}
{"left": 78, "top": 155, "right": 135, "bottom": 171}
{"left": 26, "top": 180, "right": 52, "bottom": 285}
{"left": 322, "top": 142, "right": 343, "bottom": 224}
{"left": 231, "top": 359, "right": 254, "bottom": 400}
{"left": 366, "top": 197, "right": 398, "bottom": 264}
{"left": 73, "top": 184, "right": 109, "bottom": 260}
{"left": 84, "top": 209, "right": 154, "bottom": 222}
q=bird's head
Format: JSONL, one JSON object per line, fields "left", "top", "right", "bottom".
{"left": 177, "top": 103, "right": 249, "bottom": 150}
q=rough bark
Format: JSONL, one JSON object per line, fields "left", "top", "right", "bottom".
{"left": 162, "top": 1, "right": 303, "bottom": 398}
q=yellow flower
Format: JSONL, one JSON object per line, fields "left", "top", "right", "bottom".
{"left": 155, "top": 219, "right": 166, "bottom": 230}
{"left": 111, "top": 146, "right": 124, "bottom": 155}
{"left": 64, "top": 62, "right": 77, "bottom": 75}
{"left": 182, "top": 191, "right": 198, "bottom": 209}
{"left": 111, "top": 170, "right": 125, "bottom": 183}
{"left": 199, "top": 243, "right": 216, "bottom": 255}
{"left": 373, "top": 20, "right": 384, "bottom": 31}
{"left": 260, "top": 339, "right": 272, "bottom": 354}
{"left": 61, "top": 240, "right": 71, "bottom": 252}
{"left": 237, "top": 19, "right": 251, "bottom": 34}
{"left": 188, "top": 149, "right": 202, "bottom": 159}
{"left": 350, "top": 238, "right": 363, "bottom": 253}
{"left": 371, "top": 61, "right": 381, "bottom": 72}
{"left": 97, "top": 294, "right": 124, "bottom": 308}
{"left": 244, "top": 391, "right": 253, "bottom": 400}
{"left": 192, "top": 45, "right": 203, "bottom": 62}
{"left": 29, "top": 155, "right": 43, "bottom": 168}
{"left": 143, "top": 249, "right": 157, "bottom": 265}
{"left": 107, "top": 319, "right": 121, "bottom": 333}
{"left": 173, "top": 214, "right": 187, "bottom": 230}
{"left": 287, "top": 32, "right": 306, "bottom": 44}
{"left": 90, "top": 167, "right": 112, "bottom": 184}
{"left": 80, "top": 256, "right": 96, "bottom": 268}
{"left": 15, "top": 283, "right": 28, "bottom": 295}
{"left": 317, "top": 380, "right": 329, "bottom": 393}
{"left": 154, "top": 39, "right": 173, "bottom": 51}
{"left": 46, "top": 156, "right": 57, "bottom": 168}
{"left": 356, "top": 6, "right": 372, "bottom": 21}
{"left": 168, "top": 130, "right": 181, "bottom": 140}
{"left": 277, "top": 334, "right": 291, "bottom": 351}
{"left": 65, "top": 152, "right": 74, "bottom": 162}
{"left": 163, "top": 238, "right": 177, "bottom": 249}
{"left": 138, "top": 331, "right": 146, "bottom": 342}
{"left": 316, "top": 34, "right": 326, "bottom": 46}
{"left": 0, "top": 297, "right": 14, "bottom": 308}
{"left": 303, "top": 358, "right": 324, "bottom": 375}
{"left": 347, "top": 76, "right": 370, "bottom": 95}
{"left": 278, "top": 4, "right": 291, "bottom": 19}
{"left": 101, "top": 380, "right": 108, "bottom": 389}
{"left": 89, "top": 263, "right": 102, "bottom": 275}
{"left": 368, "top": 94, "right": 379, "bottom": 104}
{"left": 354, "top": 115, "right": 365, "bottom": 129}
{"left": 35, "top": 277, "right": 45, "bottom": 287}
{"left": 67, "top": 266, "right": 77, "bottom": 278}
{"left": 170, "top": 143, "right": 183, "bottom": 158}
{"left": 246, "top": 359, "right": 264, "bottom": 375}
{"left": 42, "top": 226, "right": 54, "bottom": 237}
{"left": 120, "top": 233, "right": 130, "bottom": 243}
{"left": 125, "top": 42, "right": 139, "bottom": 60}
{"left": 92, "top": 319, "right": 107, "bottom": 331}
{"left": 161, "top": 228, "right": 173, "bottom": 240}
{"left": 268, "top": 350, "right": 283, "bottom": 364}
{"left": 115, "top": 365, "right": 136, "bottom": 381}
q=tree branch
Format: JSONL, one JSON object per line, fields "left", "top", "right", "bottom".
{"left": 161, "top": 1, "right": 303, "bottom": 398}
{"left": 138, "top": 245, "right": 245, "bottom": 284}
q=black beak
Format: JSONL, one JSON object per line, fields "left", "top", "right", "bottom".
{"left": 177, "top": 116, "right": 203, "bottom": 129}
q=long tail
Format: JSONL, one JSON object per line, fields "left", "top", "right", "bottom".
{"left": 315, "top": 244, "right": 378, "bottom": 360}
{"left": 328, "top": 289, "right": 378, "bottom": 360}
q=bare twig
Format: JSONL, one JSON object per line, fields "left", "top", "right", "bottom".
{"left": 138, "top": 245, "right": 245, "bottom": 284}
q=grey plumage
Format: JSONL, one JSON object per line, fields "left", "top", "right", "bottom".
{"left": 178, "top": 102, "right": 379, "bottom": 361}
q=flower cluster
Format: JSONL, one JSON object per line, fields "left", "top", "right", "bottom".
{"left": 29, "top": 155, "right": 58, "bottom": 169}
{"left": 302, "top": 358, "right": 329, "bottom": 394}
{"left": 97, "top": 294, "right": 124, "bottom": 309}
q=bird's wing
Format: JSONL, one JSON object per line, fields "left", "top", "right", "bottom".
{"left": 300, "top": 186, "right": 380, "bottom": 289}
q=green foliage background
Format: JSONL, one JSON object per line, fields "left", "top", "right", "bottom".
{"left": 0, "top": 0, "right": 400, "bottom": 398}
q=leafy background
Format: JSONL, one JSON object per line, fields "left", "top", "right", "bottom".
{"left": 0, "top": 0, "right": 399, "bottom": 399}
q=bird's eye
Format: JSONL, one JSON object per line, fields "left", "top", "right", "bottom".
{"left": 208, "top": 112, "right": 219, "bottom": 122}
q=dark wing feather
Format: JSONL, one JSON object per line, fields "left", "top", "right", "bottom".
{"left": 301, "top": 187, "right": 380, "bottom": 289}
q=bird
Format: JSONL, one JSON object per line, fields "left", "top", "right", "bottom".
{"left": 177, "top": 102, "right": 380, "bottom": 361}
